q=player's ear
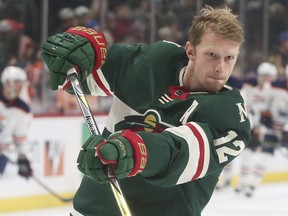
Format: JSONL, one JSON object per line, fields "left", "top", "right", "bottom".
{"left": 185, "top": 42, "right": 195, "bottom": 60}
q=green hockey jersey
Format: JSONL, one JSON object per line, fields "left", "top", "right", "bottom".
{"left": 72, "top": 41, "right": 251, "bottom": 216}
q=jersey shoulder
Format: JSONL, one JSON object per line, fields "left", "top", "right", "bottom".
{"left": 149, "top": 40, "right": 187, "bottom": 61}
{"left": 0, "top": 92, "right": 30, "bottom": 113}
{"left": 106, "top": 40, "right": 187, "bottom": 65}
{"left": 12, "top": 98, "right": 30, "bottom": 113}
{"left": 193, "top": 87, "right": 250, "bottom": 137}
{"left": 103, "top": 41, "right": 188, "bottom": 93}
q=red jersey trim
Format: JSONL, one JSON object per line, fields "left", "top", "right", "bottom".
{"left": 186, "top": 123, "right": 205, "bottom": 180}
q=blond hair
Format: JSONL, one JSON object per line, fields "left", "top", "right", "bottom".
{"left": 189, "top": 5, "right": 244, "bottom": 46}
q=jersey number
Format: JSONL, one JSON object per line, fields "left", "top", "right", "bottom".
{"left": 214, "top": 131, "right": 245, "bottom": 163}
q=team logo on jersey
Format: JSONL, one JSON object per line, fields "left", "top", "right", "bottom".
{"left": 116, "top": 110, "right": 173, "bottom": 133}
{"left": 236, "top": 103, "right": 248, "bottom": 122}
{"left": 159, "top": 86, "right": 190, "bottom": 104}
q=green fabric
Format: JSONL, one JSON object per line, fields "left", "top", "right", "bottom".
{"left": 77, "top": 135, "right": 134, "bottom": 184}
{"left": 41, "top": 32, "right": 95, "bottom": 90}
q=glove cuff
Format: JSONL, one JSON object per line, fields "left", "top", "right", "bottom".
{"left": 66, "top": 26, "right": 107, "bottom": 71}
{"left": 121, "top": 130, "right": 148, "bottom": 176}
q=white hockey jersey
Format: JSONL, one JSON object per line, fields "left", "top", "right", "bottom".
{"left": 0, "top": 91, "right": 32, "bottom": 155}
{"left": 241, "top": 82, "right": 288, "bottom": 135}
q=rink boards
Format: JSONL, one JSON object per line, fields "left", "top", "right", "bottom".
{"left": 0, "top": 115, "right": 288, "bottom": 213}
{"left": 0, "top": 115, "right": 107, "bottom": 213}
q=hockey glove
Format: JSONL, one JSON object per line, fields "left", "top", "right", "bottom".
{"left": 260, "top": 112, "right": 273, "bottom": 128}
{"left": 282, "top": 130, "right": 288, "bottom": 148}
{"left": 41, "top": 26, "right": 107, "bottom": 91}
{"left": 77, "top": 130, "right": 148, "bottom": 184}
{"left": 17, "top": 154, "right": 32, "bottom": 179}
{"left": 0, "top": 154, "right": 9, "bottom": 175}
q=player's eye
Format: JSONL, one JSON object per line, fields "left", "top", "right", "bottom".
{"left": 208, "top": 52, "right": 217, "bottom": 58}
{"left": 225, "top": 56, "right": 234, "bottom": 60}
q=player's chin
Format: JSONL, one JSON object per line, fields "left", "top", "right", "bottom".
{"left": 205, "top": 81, "right": 225, "bottom": 92}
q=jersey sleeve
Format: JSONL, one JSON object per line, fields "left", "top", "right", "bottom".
{"left": 270, "top": 88, "right": 288, "bottom": 126}
{"left": 83, "top": 41, "right": 186, "bottom": 96}
{"left": 137, "top": 90, "right": 251, "bottom": 187}
{"left": 83, "top": 43, "right": 151, "bottom": 96}
{"left": 13, "top": 109, "right": 32, "bottom": 154}
{"left": 240, "top": 84, "right": 259, "bottom": 128}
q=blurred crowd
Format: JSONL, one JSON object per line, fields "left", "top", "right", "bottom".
{"left": 0, "top": 0, "right": 288, "bottom": 115}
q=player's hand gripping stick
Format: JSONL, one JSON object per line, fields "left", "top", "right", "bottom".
{"left": 67, "top": 70, "right": 133, "bottom": 216}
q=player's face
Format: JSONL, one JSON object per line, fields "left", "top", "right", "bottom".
{"left": 3, "top": 80, "right": 23, "bottom": 100}
{"left": 257, "top": 74, "right": 274, "bottom": 87}
{"left": 183, "top": 31, "right": 240, "bottom": 92}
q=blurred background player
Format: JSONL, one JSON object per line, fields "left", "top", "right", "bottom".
{"left": 55, "top": 7, "right": 77, "bottom": 33}
{"left": 281, "top": 122, "right": 288, "bottom": 157}
{"left": 217, "top": 62, "right": 288, "bottom": 197}
{"left": 74, "top": 5, "right": 99, "bottom": 30}
{"left": 0, "top": 66, "right": 33, "bottom": 179}
{"left": 276, "top": 64, "right": 288, "bottom": 160}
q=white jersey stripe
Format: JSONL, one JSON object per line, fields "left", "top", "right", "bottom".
{"left": 166, "top": 122, "right": 210, "bottom": 184}
{"left": 87, "top": 68, "right": 113, "bottom": 96}
{"left": 70, "top": 207, "right": 84, "bottom": 216}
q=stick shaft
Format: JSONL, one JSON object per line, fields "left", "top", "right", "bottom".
{"left": 2, "top": 154, "right": 73, "bottom": 202}
{"left": 32, "top": 175, "right": 73, "bottom": 202}
{"left": 68, "top": 72, "right": 133, "bottom": 216}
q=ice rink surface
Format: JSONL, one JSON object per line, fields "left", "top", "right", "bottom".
{"left": 2, "top": 182, "right": 288, "bottom": 216}
{"left": 203, "top": 182, "right": 288, "bottom": 216}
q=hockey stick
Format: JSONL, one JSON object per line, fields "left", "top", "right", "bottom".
{"left": 2, "top": 154, "right": 73, "bottom": 202}
{"left": 31, "top": 175, "right": 74, "bottom": 202}
{"left": 67, "top": 70, "right": 133, "bottom": 216}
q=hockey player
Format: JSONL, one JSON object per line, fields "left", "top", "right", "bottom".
{"left": 0, "top": 66, "right": 33, "bottom": 178}
{"left": 280, "top": 66, "right": 288, "bottom": 155}
{"left": 41, "top": 5, "right": 250, "bottom": 216}
{"left": 219, "top": 62, "right": 288, "bottom": 197}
